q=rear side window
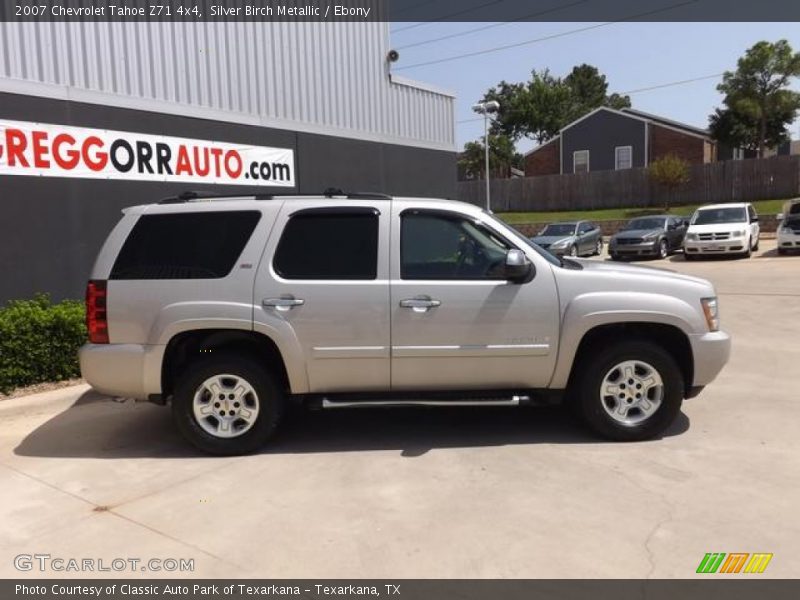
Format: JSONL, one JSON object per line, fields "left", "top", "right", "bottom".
{"left": 273, "top": 210, "right": 379, "bottom": 280}
{"left": 111, "top": 211, "right": 261, "bottom": 280}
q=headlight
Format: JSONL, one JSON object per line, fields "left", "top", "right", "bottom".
{"left": 732, "top": 229, "right": 746, "bottom": 237}
{"left": 686, "top": 233, "right": 697, "bottom": 241}
{"left": 701, "top": 297, "right": 719, "bottom": 332}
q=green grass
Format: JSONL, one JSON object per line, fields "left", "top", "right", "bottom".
{"left": 498, "top": 198, "right": 787, "bottom": 224}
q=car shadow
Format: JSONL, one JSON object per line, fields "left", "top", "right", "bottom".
{"left": 14, "top": 388, "right": 691, "bottom": 459}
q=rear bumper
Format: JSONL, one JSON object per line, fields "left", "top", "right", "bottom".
{"left": 79, "top": 343, "right": 163, "bottom": 400}
{"left": 688, "top": 330, "right": 731, "bottom": 388}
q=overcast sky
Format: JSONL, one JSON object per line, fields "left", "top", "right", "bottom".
{"left": 389, "top": 22, "right": 800, "bottom": 153}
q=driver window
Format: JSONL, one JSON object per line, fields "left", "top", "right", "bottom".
{"left": 401, "top": 212, "right": 511, "bottom": 280}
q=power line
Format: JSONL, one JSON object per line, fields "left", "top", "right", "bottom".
{"left": 393, "top": 0, "right": 698, "bottom": 71}
{"left": 455, "top": 72, "right": 725, "bottom": 126}
{"left": 395, "top": 0, "right": 589, "bottom": 50}
{"left": 621, "top": 72, "right": 724, "bottom": 94}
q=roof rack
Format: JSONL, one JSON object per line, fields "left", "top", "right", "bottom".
{"left": 158, "top": 189, "right": 393, "bottom": 204}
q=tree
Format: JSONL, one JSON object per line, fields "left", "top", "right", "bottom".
{"left": 479, "top": 64, "right": 631, "bottom": 144}
{"left": 712, "top": 40, "right": 800, "bottom": 157}
{"left": 458, "top": 134, "right": 519, "bottom": 180}
{"left": 648, "top": 155, "right": 690, "bottom": 211}
{"left": 709, "top": 105, "right": 795, "bottom": 154}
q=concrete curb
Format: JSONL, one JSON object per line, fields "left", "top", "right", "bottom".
{"left": 0, "top": 383, "right": 92, "bottom": 418}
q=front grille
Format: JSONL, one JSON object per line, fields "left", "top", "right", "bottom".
{"left": 698, "top": 232, "right": 731, "bottom": 241}
{"left": 617, "top": 238, "right": 643, "bottom": 245}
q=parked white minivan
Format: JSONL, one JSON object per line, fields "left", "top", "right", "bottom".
{"left": 683, "top": 203, "right": 760, "bottom": 260}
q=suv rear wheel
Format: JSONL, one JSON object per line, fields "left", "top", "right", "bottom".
{"left": 573, "top": 340, "right": 684, "bottom": 441}
{"left": 172, "top": 354, "right": 283, "bottom": 455}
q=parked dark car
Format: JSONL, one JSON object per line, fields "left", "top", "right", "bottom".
{"left": 531, "top": 221, "right": 603, "bottom": 257}
{"left": 609, "top": 216, "right": 687, "bottom": 260}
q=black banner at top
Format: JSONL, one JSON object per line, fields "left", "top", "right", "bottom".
{"left": 2, "top": 0, "right": 800, "bottom": 22}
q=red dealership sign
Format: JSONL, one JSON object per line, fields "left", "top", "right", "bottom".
{"left": 0, "top": 119, "right": 295, "bottom": 187}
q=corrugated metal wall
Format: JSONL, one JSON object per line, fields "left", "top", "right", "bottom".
{"left": 0, "top": 21, "right": 454, "bottom": 150}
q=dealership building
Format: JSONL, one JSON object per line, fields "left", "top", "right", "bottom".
{"left": 0, "top": 22, "right": 456, "bottom": 302}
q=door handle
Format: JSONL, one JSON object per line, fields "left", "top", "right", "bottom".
{"left": 399, "top": 297, "right": 441, "bottom": 313}
{"left": 262, "top": 296, "right": 305, "bottom": 311}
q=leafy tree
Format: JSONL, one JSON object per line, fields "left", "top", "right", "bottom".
{"left": 479, "top": 64, "right": 631, "bottom": 144}
{"left": 459, "top": 134, "right": 519, "bottom": 180}
{"left": 648, "top": 155, "right": 690, "bottom": 211}
{"left": 712, "top": 40, "right": 800, "bottom": 157}
{"left": 709, "top": 105, "right": 795, "bottom": 154}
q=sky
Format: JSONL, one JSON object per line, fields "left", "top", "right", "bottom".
{"left": 388, "top": 22, "right": 800, "bottom": 154}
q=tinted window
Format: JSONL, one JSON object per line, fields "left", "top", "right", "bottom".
{"left": 401, "top": 212, "right": 510, "bottom": 280}
{"left": 541, "top": 223, "right": 577, "bottom": 236}
{"left": 625, "top": 218, "right": 666, "bottom": 230}
{"left": 111, "top": 211, "right": 260, "bottom": 280}
{"left": 579, "top": 222, "right": 594, "bottom": 234}
{"left": 691, "top": 207, "right": 747, "bottom": 225}
{"left": 274, "top": 211, "right": 378, "bottom": 280}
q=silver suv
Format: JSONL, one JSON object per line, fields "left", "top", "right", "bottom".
{"left": 80, "top": 191, "right": 731, "bottom": 454}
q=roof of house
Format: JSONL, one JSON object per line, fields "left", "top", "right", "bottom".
{"left": 620, "top": 107, "right": 710, "bottom": 137}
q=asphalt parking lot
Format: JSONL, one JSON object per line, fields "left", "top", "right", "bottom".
{"left": 1, "top": 239, "right": 798, "bottom": 579}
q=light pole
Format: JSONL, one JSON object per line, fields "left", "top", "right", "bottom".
{"left": 471, "top": 100, "right": 500, "bottom": 211}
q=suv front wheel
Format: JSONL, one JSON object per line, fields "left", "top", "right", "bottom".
{"left": 172, "top": 354, "right": 283, "bottom": 455}
{"left": 573, "top": 340, "right": 684, "bottom": 441}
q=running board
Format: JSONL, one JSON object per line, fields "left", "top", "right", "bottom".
{"left": 320, "top": 395, "right": 531, "bottom": 409}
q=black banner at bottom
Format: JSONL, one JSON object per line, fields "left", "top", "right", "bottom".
{"left": 5, "top": 580, "right": 800, "bottom": 600}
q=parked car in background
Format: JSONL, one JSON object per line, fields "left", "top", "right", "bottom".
{"left": 777, "top": 199, "right": 800, "bottom": 255}
{"left": 683, "top": 203, "right": 760, "bottom": 260}
{"left": 609, "top": 215, "right": 687, "bottom": 261}
{"left": 531, "top": 221, "right": 603, "bottom": 257}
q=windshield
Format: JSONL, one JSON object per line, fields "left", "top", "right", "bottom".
{"left": 481, "top": 211, "right": 562, "bottom": 267}
{"left": 624, "top": 218, "right": 665, "bottom": 231}
{"left": 540, "top": 223, "right": 576, "bottom": 236}
{"left": 691, "top": 207, "right": 747, "bottom": 225}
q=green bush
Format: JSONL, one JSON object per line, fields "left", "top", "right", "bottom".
{"left": 0, "top": 294, "right": 86, "bottom": 394}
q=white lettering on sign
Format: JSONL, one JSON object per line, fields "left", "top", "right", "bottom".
{"left": 0, "top": 119, "right": 295, "bottom": 187}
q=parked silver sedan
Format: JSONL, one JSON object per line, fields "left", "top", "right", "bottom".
{"left": 531, "top": 221, "right": 603, "bottom": 257}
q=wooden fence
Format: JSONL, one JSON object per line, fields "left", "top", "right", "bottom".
{"left": 457, "top": 155, "right": 800, "bottom": 212}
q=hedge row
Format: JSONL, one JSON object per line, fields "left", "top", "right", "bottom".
{"left": 0, "top": 295, "right": 86, "bottom": 394}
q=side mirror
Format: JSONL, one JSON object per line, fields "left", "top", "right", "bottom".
{"left": 504, "top": 249, "right": 534, "bottom": 283}
{"left": 752, "top": 215, "right": 759, "bottom": 223}
{"left": 777, "top": 213, "right": 784, "bottom": 221}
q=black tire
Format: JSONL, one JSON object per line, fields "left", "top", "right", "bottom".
{"left": 171, "top": 354, "right": 284, "bottom": 455}
{"left": 572, "top": 340, "right": 684, "bottom": 442}
{"left": 778, "top": 248, "right": 787, "bottom": 256}
{"left": 610, "top": 253, "right": 621, "bottom": 261}
{"left": 658, "top": 239, "right": 668, "bottom": 259}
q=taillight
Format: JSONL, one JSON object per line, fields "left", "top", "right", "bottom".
{"left": 85, "top": 280, "right": 109, "bottom": 344}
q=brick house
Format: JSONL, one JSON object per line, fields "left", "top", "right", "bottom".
{"left": 524, "top": 107, "right": 719, "bottom": 176}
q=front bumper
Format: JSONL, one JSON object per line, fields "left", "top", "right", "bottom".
{"left": 683, "top": 238, "right": 747, "bottom": 255}
{"left": 688, "top": 330, "right": 731, "bottom": 388}
{"left": 610, "top": 241, "right": 660, "bottom": 257}
{"left": 79, "top": 343, "right": 164, "bottom": 400}
{"left": 777, "top": 231, "right": 800, "bottom": 250}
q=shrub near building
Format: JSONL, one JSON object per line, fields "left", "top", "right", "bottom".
{"left": 0, "top": 295, "right": 85, "bottom": 393}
